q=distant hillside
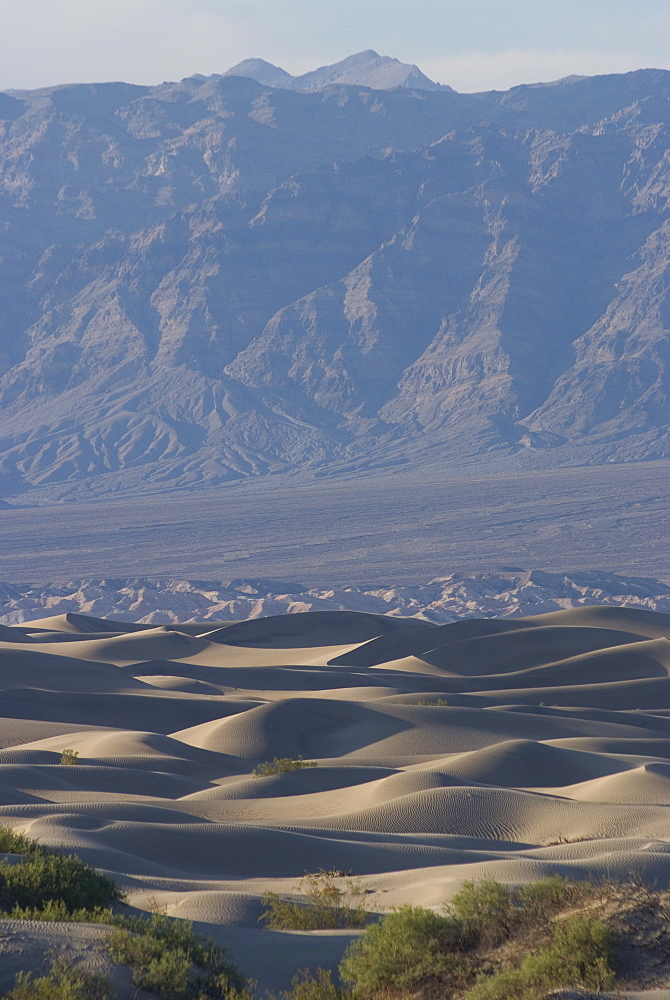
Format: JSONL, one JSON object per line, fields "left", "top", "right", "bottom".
{"left": 3, "top": 570, "right": 670, "bottom": 624}
{"left": 0, "top": 63, "right": 670, "bottom": 500}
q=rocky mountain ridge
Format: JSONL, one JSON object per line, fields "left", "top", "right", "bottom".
{"left": 2, "top": 570, "right": 670, "bottom": 625}
{"left": 223, "top": 50, "right": 450, "bottom": 92}
{"left": 0, "top": 64, "right": 670, "bottom": 500}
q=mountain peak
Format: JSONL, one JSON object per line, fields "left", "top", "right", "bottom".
{"left": 223, "top": 51, "right": 451, "bottom": 93}
{"left": 223, "top": 58, "right": 293, "bottom": 89}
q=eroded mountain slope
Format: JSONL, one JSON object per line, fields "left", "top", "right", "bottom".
{"left": 1, "top": 68, "right": 670, "bottom": 498}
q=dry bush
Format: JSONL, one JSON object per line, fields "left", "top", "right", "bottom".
{"left": 4, "top": 956, "right": 111, "bottom": 999}
{"left": 253, "top": 756, "right": 317, "bottom": 777}
{"left": 261, "top": 871, "right": 370, "bottom": 930}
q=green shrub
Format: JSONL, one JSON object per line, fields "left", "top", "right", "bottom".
{"left": 2, "top": 900, "right": 117, "bottom": 924}
{"left": 3, "top": 956, "right": 111, "bottom": 999}
{"left": 0, "top": 828, "right": 41, "bottom": 856}
{"left": 339, "top": 905, "right": 470, "bottom": 995}
{"left": 4, "top": 902, "right": 254, "bottom": 999}
{"left": 277, "top": 969, "right": 349, "bottom": 1000}
{"left": 60, "top": 749, "right": 80, "bottom": 766}
{"left": 107, "top": 912, "right": 251, "bottom": 1000}
{"left": 463, "top": 914, "right": 615, "bottom": 1000}
{"left": 533, "top": 915, "right": 615, "bottom": 992}
{"left": 0, "top": 825, "right": 122, "bottom": 915}
{"left": 0, "top": 830, "right": 252, "bottom": 999}
{"left": 447, "top": 879, "right": 516, "bottom": 945}
{"left": 199, "top": 971, "right": 256, "bottom": 1000}
{"left": 0, "top": 853, "right": 122, "bottom": 913}
{"left": 339, "top": 877, "right": 614, "bottom": 1000}
{"left": 460, "top": 967, "right": 533, "bottom": 1000}
{"left": 516, "top": 875, "right": 587, "bottom": 920}
{"left": 416, "top": 698, "right": 449, "bottom": 706}
{"left": 260, "top": 871, "right": 369, "bottom": 930}
{"left": 253, "top": 757, "right": 317, "bottom": 777}
{"left": 446, "top": 876, "right": 588, "bottom": 944}
{"left": 135, "top": 950, "right": 191, "bottom": 997}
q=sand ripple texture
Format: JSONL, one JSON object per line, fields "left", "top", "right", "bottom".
{"left": 2, "top": 605, "right": 670, "bottom": 992}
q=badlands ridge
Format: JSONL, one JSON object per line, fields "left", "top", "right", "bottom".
{"left": 3, "top": 569, "right": 670, "bottom": 625}
{"left": 2, "top": 602, "right": 670, "bottom": 994}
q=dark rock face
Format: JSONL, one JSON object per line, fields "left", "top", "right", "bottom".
{"left": 1, "top": 66, "right": 670, "bottom": 498}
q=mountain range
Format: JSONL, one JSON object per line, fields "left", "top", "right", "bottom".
{"left": 1, "top": 55, "right": 670, "bottom": 501}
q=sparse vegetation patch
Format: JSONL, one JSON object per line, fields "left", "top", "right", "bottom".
{"left": 463, "top": 914, "right": 615, "bottom": 1000}
{"left": 3, "top": 956, "right": 111, "bottom": 1000}
{"left": 276, "top": 969, "right": 348, "bottom": 1000}
{"left": 3, "top": 899, "right": 117, "bottom": 924}
{"left": 0, "top": 828, "right": 40, "bottom": 856}
{"left": 260, "top": 870, "right": 370, "bottom": 930}
{"left": 0, "top": 825, "right": 122, "bottom": 914}
{"left": 107, "top": 912, "right": 253, "bottom": 1000}
{"left": 1, "top": 843, "right": 656, "bottom": 1000}
{"left": 339, "top": 875, "right": 613, "bottom": 1000}
{"left": 339, "top": 904, "right": 470, "bottom": 995}
{"left": 0, "top": 852, "right": 122, "bottom": 913}
{"left": 253, "top": 756, "right": 318, "bottom": 777}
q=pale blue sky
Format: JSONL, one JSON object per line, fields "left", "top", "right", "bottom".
{"left": 2, "top": 0, "right": 669, "bottom": 93}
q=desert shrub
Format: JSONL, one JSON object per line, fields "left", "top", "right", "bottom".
{"left": 200, "top": 971, "right": 256, "bottom": 1000}
{"left": 106, "top": 912, "right": 251, "bottom": 1000}
{"left": 533, "top": 914, "right": 615, "bottom": 991}
{"left": 0, "top": 853, "right": 122, "bottom": 912}
{"left": 2, "top": 900, "right": 118, "bottom": 924}
{"left": 135, "top": 949, "right": 191, "bottom": 997}
{"left": 543, "top": 834, "right": 592, "bottom": 846}
{"left": 3, "top": 956, "right": 111, "bottom": 999}
{"left": 460, "top": 966, "right": 533, "bottom": 1000}
{"left": 0, "top": 828, "right": 41, "bottom": 856}
{"left": 339, "top": 905, "right": 470, "bottom": 995}
{"left": 260, "top": 871, "right": 369, "bottom": 930}
{"left": 340, "top": 877, "right": 614, "bottom": 1000}
{"left": 0, "top": 824, "right": 123, "bottom": 916}
{"left": 253, "top": 757, "right": 317, "bottom": 777}
{"left": 446, "top": 876, "right": 588, "bottom": 943}
{"left": 516, "top": 875, "right": 588, "bottom": 920}
{"left": 277, "top": 969, "right": 349, "bottom": 1000}
{"left": 6, "top": 905, "right": 253, "bottom": 999}
{"left": 417, "top": 698, "right": 449, "bottom": 707}
{"left": 60, "top": 749, "right": 80, "bottom": 766}
{"left": 447, "top": 879, "right": 516, "bottom": 945}
{"left": 462, "top": 914, "right": 615, "bottom": 1000}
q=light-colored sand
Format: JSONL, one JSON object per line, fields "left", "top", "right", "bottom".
{"left": 1, "top": 606, "right": 670, "bottom": 996}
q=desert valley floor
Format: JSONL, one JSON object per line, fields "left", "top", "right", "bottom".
{"left": 3, "top": 462, "right": 670, "bottom": 585}
{"left": 3, "top": 606, "right": 670, "bottom": 995}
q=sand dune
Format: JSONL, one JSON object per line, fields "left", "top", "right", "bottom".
{"left": 1, "top": 605, "right": 670, "bottom": 995}
{"left": 0, "top": 647, "right": 153, "bottom": 692}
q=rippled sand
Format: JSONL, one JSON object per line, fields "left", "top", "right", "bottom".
{"left": 2, "top": 605, "right": 670, "bottom": 996}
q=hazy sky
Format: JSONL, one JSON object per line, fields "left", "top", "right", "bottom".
{"left": 2, "top": 0, "right": 669, "bottom": 93}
